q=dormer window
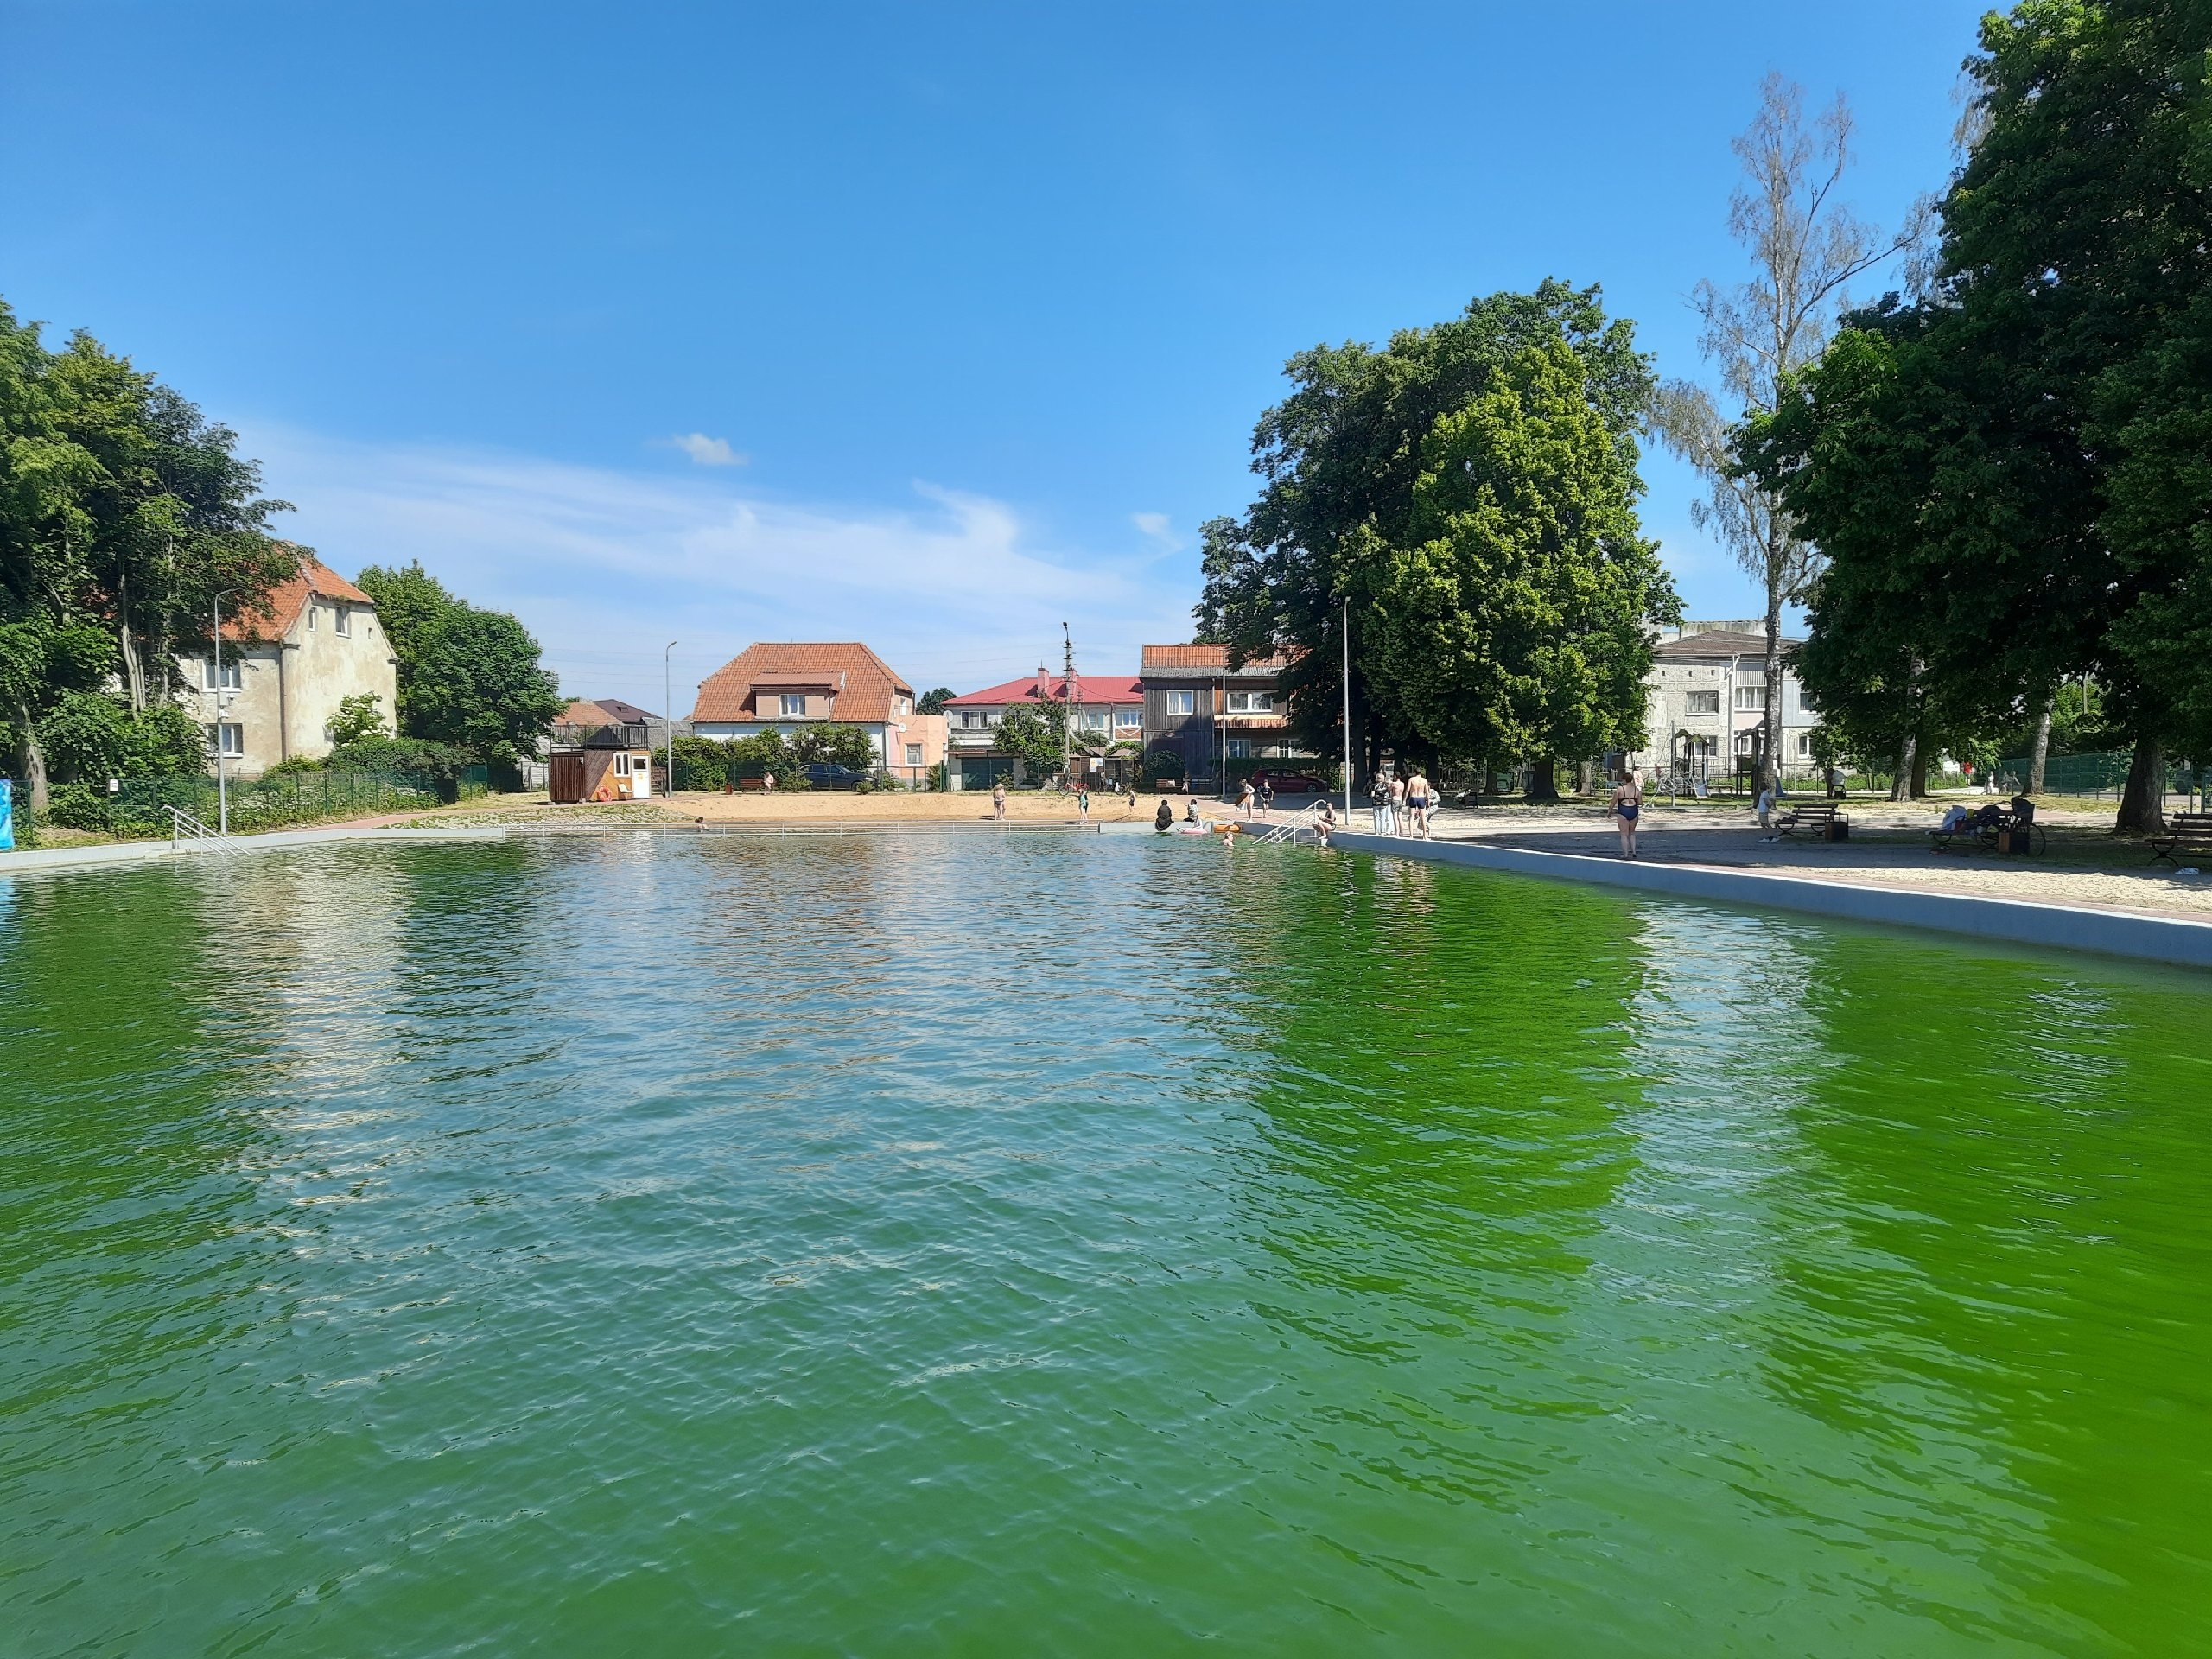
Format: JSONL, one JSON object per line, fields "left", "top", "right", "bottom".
{"left": 780, "top": 694, "right": 806, "bottom": 717}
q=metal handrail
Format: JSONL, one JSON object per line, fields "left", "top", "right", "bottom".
{"left": 1252, "top": 803, "right": 1330, "bottom": 845}
{"left": 168, "top": 804, "right": 235, "bottom": 853}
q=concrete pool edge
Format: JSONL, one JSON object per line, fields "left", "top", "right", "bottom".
{"left": 0, "top": 823, "right": 507, "bottom": 874}
{"left": 1328, "top": 830, "right": 2212, "bottom": 970}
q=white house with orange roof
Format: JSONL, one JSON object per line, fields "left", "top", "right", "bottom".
{"left": 689, "top": 642, "right": 947, "bottom": 779}
{"left": 179, "top": 556, "right": 398, "bottom": 777}
{"left": 941, "top": 667, "right": 1143, "bottom": 789}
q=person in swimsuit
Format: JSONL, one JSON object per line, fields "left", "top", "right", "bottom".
{"left": 992, "top": 780, "right": 1007, "bottom": 821}
{"left": 1611, "top": 769, "right": 1643, "bottom": 858}
{"left": 1407, "top": 770, "right": 1432, "bottom": 837}
{"left": 1316, "top": 798, "right": 1336, "bottom": 846}
{"left": 1077, "top": 783, "right": 1090, "bottom": 823}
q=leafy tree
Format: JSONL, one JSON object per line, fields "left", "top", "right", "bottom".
{"left": 1196, "top": 280, "right": 1659, "bottom": 789}
{"left": 1741, "top": 0, "right": 2211, "bottom": 827}
{"left": 917, "top": 686, "right": 955, "bottom": 715}
{"left": 38, "top": 690, "right": 207, "bottom": 783}
{"left": 1, "top": 300, "right": 295, "bottom": 806}
{"left": 992, "top": 696, "right": 1068, "bottom": 780}
{"left": 791, "top": 721, "right": 877, "bottom": 774}
{"left": 1655, "top": 74, "right": 1923, "bottom": 797}
{"left": 326, "top": 691, "right": 387, "bottom": 747}
{"left": 1369, "top": 341, "right": 1676, "bottom": 795}
{"left": 405, "top": 607, "right": 563, "bottom": 764}
{"left": 668, "top": 734, "right": 730, "bottom": 790}
{"left": 356, "top": 563, "right": 563, "bottom": 765}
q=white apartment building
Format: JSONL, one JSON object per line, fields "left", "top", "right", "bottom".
{"left": 1628, "top": 622, "right": 1821, "bottom": 779}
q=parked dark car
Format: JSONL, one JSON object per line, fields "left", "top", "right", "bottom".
{"left": 804, "top": 761, "right": 867, "bottom": 790}
{"left": 1252, "top": 770, "right": 1329, "bottom": 795}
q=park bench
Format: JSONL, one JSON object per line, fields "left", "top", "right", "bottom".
{"left": 1773, "top": 800, "right": 1849, "bottom": 842}
{"left": 737, "top": 776, "right": 768, "bottom": 792}
{"left": 2149, "top": 811, "right": 2212, "bottom": 864}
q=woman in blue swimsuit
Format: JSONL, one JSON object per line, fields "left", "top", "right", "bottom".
{"left": 1611, "top": 770, "right": 1643, "bottom": 859}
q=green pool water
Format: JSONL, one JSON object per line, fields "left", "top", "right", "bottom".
{"left": 3, "top": 830, "right": 2208, "bottom": 1656}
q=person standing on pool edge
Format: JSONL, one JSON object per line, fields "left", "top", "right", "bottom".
{"left": 992, "top": 779, "right": 1007, "bottom": 822}
{"left": 1611, "top": 767, "right": 1643, "bottom": 858}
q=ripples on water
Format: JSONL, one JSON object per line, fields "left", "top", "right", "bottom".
{"left": 1, "top": 830, "right": 2208, "bottom": 1656}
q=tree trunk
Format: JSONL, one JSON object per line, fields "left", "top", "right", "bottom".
{"left": 1910, "top": 740, "right": 1929, "bottom": 799}
{"left": 1893, "top": 734, "right": 1915, "bottom": 802}
{"left": 2118, "top": 736, "right": 2167, "bottom": 836}
{"left": 1761, "top": 569, "right": 1784, "bottom": 795}
{"left": 1574, "top": 759, "right": 1594, "bottom": 796}
{"left": 118, "top": 573, "right": 147, "bottom": 715}
{"left": 1527, "top": 756, "right": 1560, "bottom": 801}
{"left": 2028, "top": 699, "right": 2051, "bottom": 795}
{"left": 15, "top": 699, "right": 48, "bottom": 812}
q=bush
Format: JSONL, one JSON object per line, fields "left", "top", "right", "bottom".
{"left": 325, "top": 734, "right": 473, "bottom": 780}
{"left": 44, "top": 780, "right": 115, "bottom": 831}
{"left": 670, "top": 735, "right": 730, "bottom": 791}
{"left": 37, "top": 693, "right": 211, "bottom": 785}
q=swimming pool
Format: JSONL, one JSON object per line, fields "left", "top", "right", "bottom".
{"left": 3, "top": 830, "right": 2206, "bottom": 1653}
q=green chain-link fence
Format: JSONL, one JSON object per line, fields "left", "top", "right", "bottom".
{"left": 1993, "top": 750, "right": 2196, "bottom": 798}
{"left": 40, "top": 766, "right": 488, "bottom": 838}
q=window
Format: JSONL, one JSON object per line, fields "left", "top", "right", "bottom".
{"left": 779, "top": 694, "right": 806, "bottom": 717}
{"left": 1735, "top": 732, "right": 1756, "bottom": 755}
{"left": 1115, "top": 709, "right": 1141, "bottom": 728}
{"left": 1684, "top": 690, "right": 1719, "bottom": 715}
{"left": 1796, "top": 683, "right": 1819, "bottom": 714}
{"left": 1226, "top": 738, "right": 1250, "bottom": 758}
{"left": 205, "top": 656, "right": 242, "bottom": 690}
{"left": 207, "top": 722, "right": 244, "bottom": 758}
{"left": 1078, "top": 711, "right": 1108, "bottom": 733}
{"left": 1227, "top": 690, "right": 1274, "bottom": 713}
{"left": 905, "top": 743, "right": 923, "bottom": 766}
{"left": 895, "top": 697, "right": 912, "bottom": 716}
{"left": 1163, "top": 690, "right": 1195, "bottom": 716}
{"left": 332, "top": 604, "right": 351, "bottom": 636}
{"left": 308, "top": 604, "right": 316, "bottom": 631}
{"left": 1795, "top": 733, "right": 1814, "bottom": 758}
{"left": 613, "top": 753, "right": 632, "bottom": 776}
{"left": 1734, "top": 684, "right": 1765, "bottom": 709}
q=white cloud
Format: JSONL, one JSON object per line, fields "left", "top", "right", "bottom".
{"left": 664, "top": 432, "right": 747, "bottom": 467}
{"left": 1131, "top": 510, "right": 1174, "bottom": 545}
{"left": 237, "top": 423, "right": 1195, "bottom": 715}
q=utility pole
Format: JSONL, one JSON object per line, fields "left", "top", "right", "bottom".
{"left": 663, "top": 640, "right": 678, "bottom": 798}
{"left": 212, "top": 588, "right": 238, "bottom": 835}
{"left": 1061, "top": 621, "right": 1078, "bottom": 782}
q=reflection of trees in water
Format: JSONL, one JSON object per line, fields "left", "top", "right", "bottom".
{"left": 1213, "top": 849, "right": 1651, "bottom": 1344}
{"left": 1758, "top": 931, "right": 2212, "bottom": 1649}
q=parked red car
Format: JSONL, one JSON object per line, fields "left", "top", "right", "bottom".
{"left": 1251, "top": 770, "right": 1329, "bottom": 795}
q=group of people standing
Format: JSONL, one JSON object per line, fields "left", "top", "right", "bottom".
{"left": 1373, "top": 770, "right": 1436, "bottom": 837}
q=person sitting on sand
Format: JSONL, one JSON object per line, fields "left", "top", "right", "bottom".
{"left": 1185, "top": 798, "right": 1201, "bottom": 823}
{"left": 1155, "top": 798, "right": 1174, "bottom": 833}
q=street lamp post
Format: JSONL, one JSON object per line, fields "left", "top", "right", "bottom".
{"left": 212, "top": 588, "right": 240, "bottom": 835}
{"left": 1342, "top": 597, "right": 1352, "bottom": 821}
{"left": 663, "top": 640, "right": 678, "bottom": 798}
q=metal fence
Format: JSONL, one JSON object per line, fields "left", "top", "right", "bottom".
{"left": 48, "top": 766, "right": 488, "bottom": 837}
{"left": 1993, "top": 750, "right": 2196, "bottom": 798}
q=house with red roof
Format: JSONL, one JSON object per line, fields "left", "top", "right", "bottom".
{"left": 182, "top": 555, "right": 398, "bottom": 777}
{"left": 689, "top": 642, "right": 946, "bottom": 779}
{"left": 941, "top": 667, "right": 1142, "bottom": 789}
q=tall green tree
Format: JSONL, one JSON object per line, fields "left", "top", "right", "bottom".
{"left": 1744, "top": 0, "right": 2212, "bottom": 828}
{"left": 1, "top": 301, "right": 295, "bottom": 806}
{"left": 1369, "top": 342, "right": 1676, "bottom": 792}
{"left": 357, "top": 562, "right": 564, "bottom": 765}
{"left": 992, "top": 696, "right": 1068, "bottom": 780}
{"left": 1198, "top": 280, "right": 1663, "bottom": 791}
{"left": 1654, "top": 73, "right": 1923, "bottom": 797}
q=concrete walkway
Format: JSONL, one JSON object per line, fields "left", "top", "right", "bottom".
{"left": 1328, "top": 828, "right": 2212, "bottom": 972}
{"left": 0, "top": 821, "right": 505, "bottom": 876}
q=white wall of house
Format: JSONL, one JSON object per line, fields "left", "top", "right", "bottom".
{"left": 180, "top": 594, "right": 397, "bottom": 778}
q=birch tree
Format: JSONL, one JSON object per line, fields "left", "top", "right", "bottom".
{"left": 1656, "top": 73, "right": 1923, "bottom": 793}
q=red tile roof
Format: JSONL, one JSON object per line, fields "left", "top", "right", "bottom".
{"left": 944, "top": 671, "right": 1141, "bottom": 707}
{"left": 220, "top": 555, "right": 373, "bottom": 644}
{"left": 691, "top": 641, "right": 915, "bottom": 725}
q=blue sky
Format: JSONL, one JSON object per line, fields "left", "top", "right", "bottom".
{"left": 2, "top": 1, "right": 1987, "bottom": 715}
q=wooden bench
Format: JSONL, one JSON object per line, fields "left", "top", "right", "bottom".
{"left": 2150, "top": 811, "right": 2212, "bottom": 864}
{"left": 1773, "top": 800, "right": 1848, "bottom": 841}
